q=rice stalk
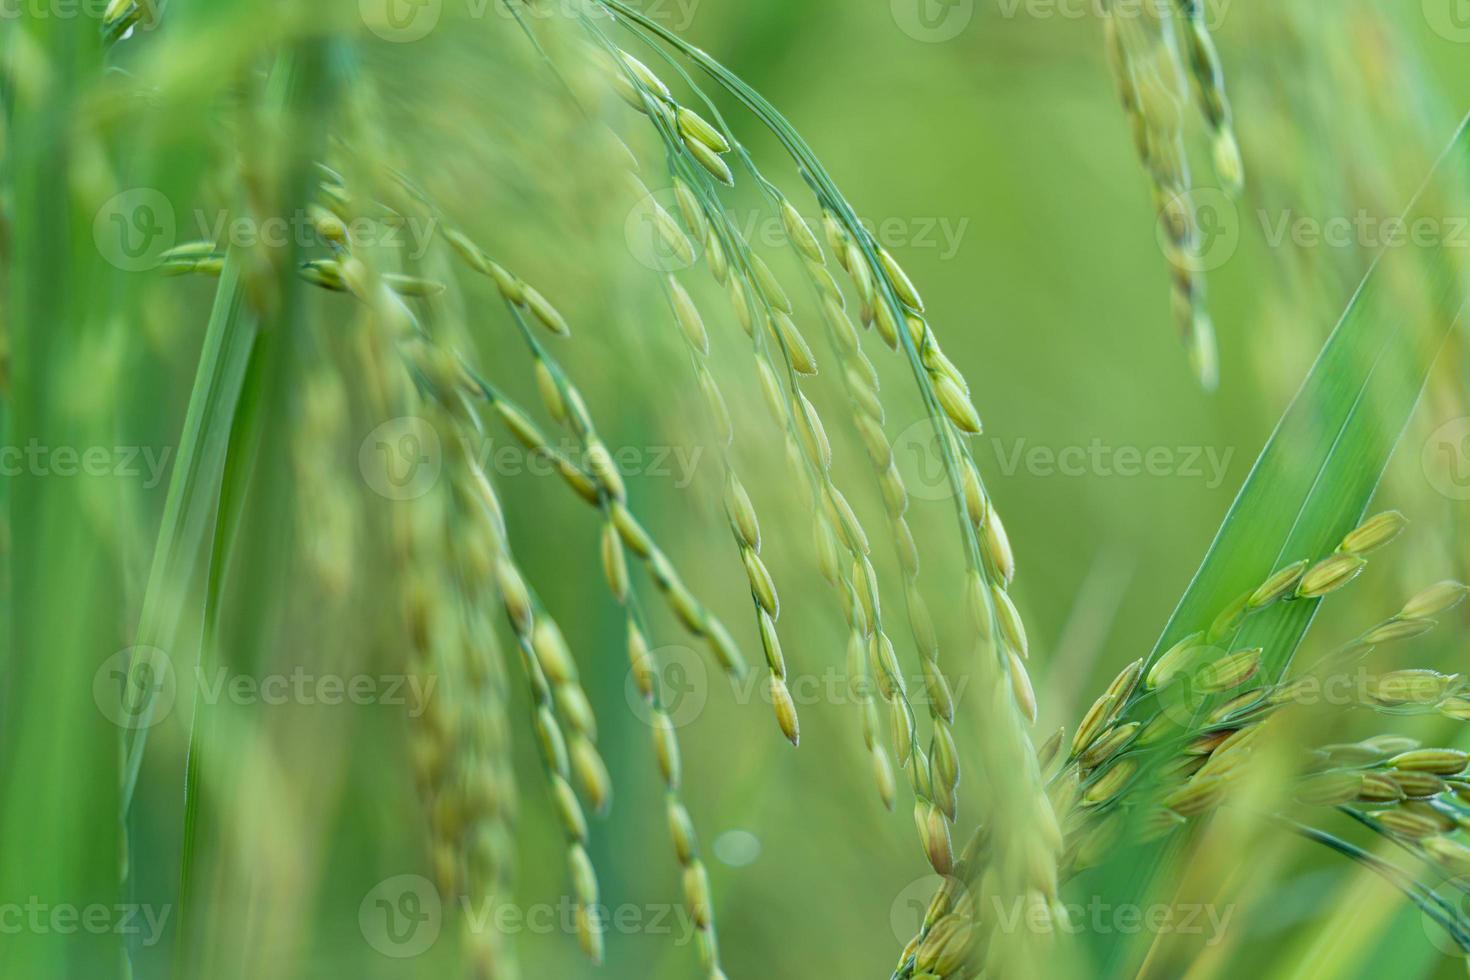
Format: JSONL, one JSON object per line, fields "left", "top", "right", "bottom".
{"left": 426, "top": 378, "right": 608, "bottom": 964}
{"left": 583, "top": 12, "right": 1071, "bottom": 970}
{"left": 436, "top": 217, "right": 750, "bottom": 681}
{"left": 1100, "top": 0, "right": 1240, "bottom": 388}
{"left": 284, "top": 188, "right": 617, "bottom": 964}
{"left": 449, "top": 238, "right": 740, "bottom": 977}
{"left": 594, "top": 26, "right": 925, "bottom": 781}
{"left": 58, "top": 4, "right": 1470, "bottom": 977}
{"left": 643, "top": 114, "right": 921, "bottom": 803}
{"left": 339, "top": 145, "right": 748, "bottom": 972}
{"left": 892, "top": 509, "right": 1469, "bottom": 974}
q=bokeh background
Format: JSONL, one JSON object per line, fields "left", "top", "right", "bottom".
{"left": 466, "top": 4, "right": 1470, "bottom": 976}
{"left": 8, "top": 1, "right": 1470, "bottom": 978}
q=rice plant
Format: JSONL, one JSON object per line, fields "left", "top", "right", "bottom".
{"left": 3, "top": 2, "right": 1470, "bottom": 978}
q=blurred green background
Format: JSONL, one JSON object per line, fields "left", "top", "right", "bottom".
{"left": 489, "top": 6, "right": 1470, "bottom": 975}
{"left": 7, "top": 1, "right": 1470, "bottom": 978}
